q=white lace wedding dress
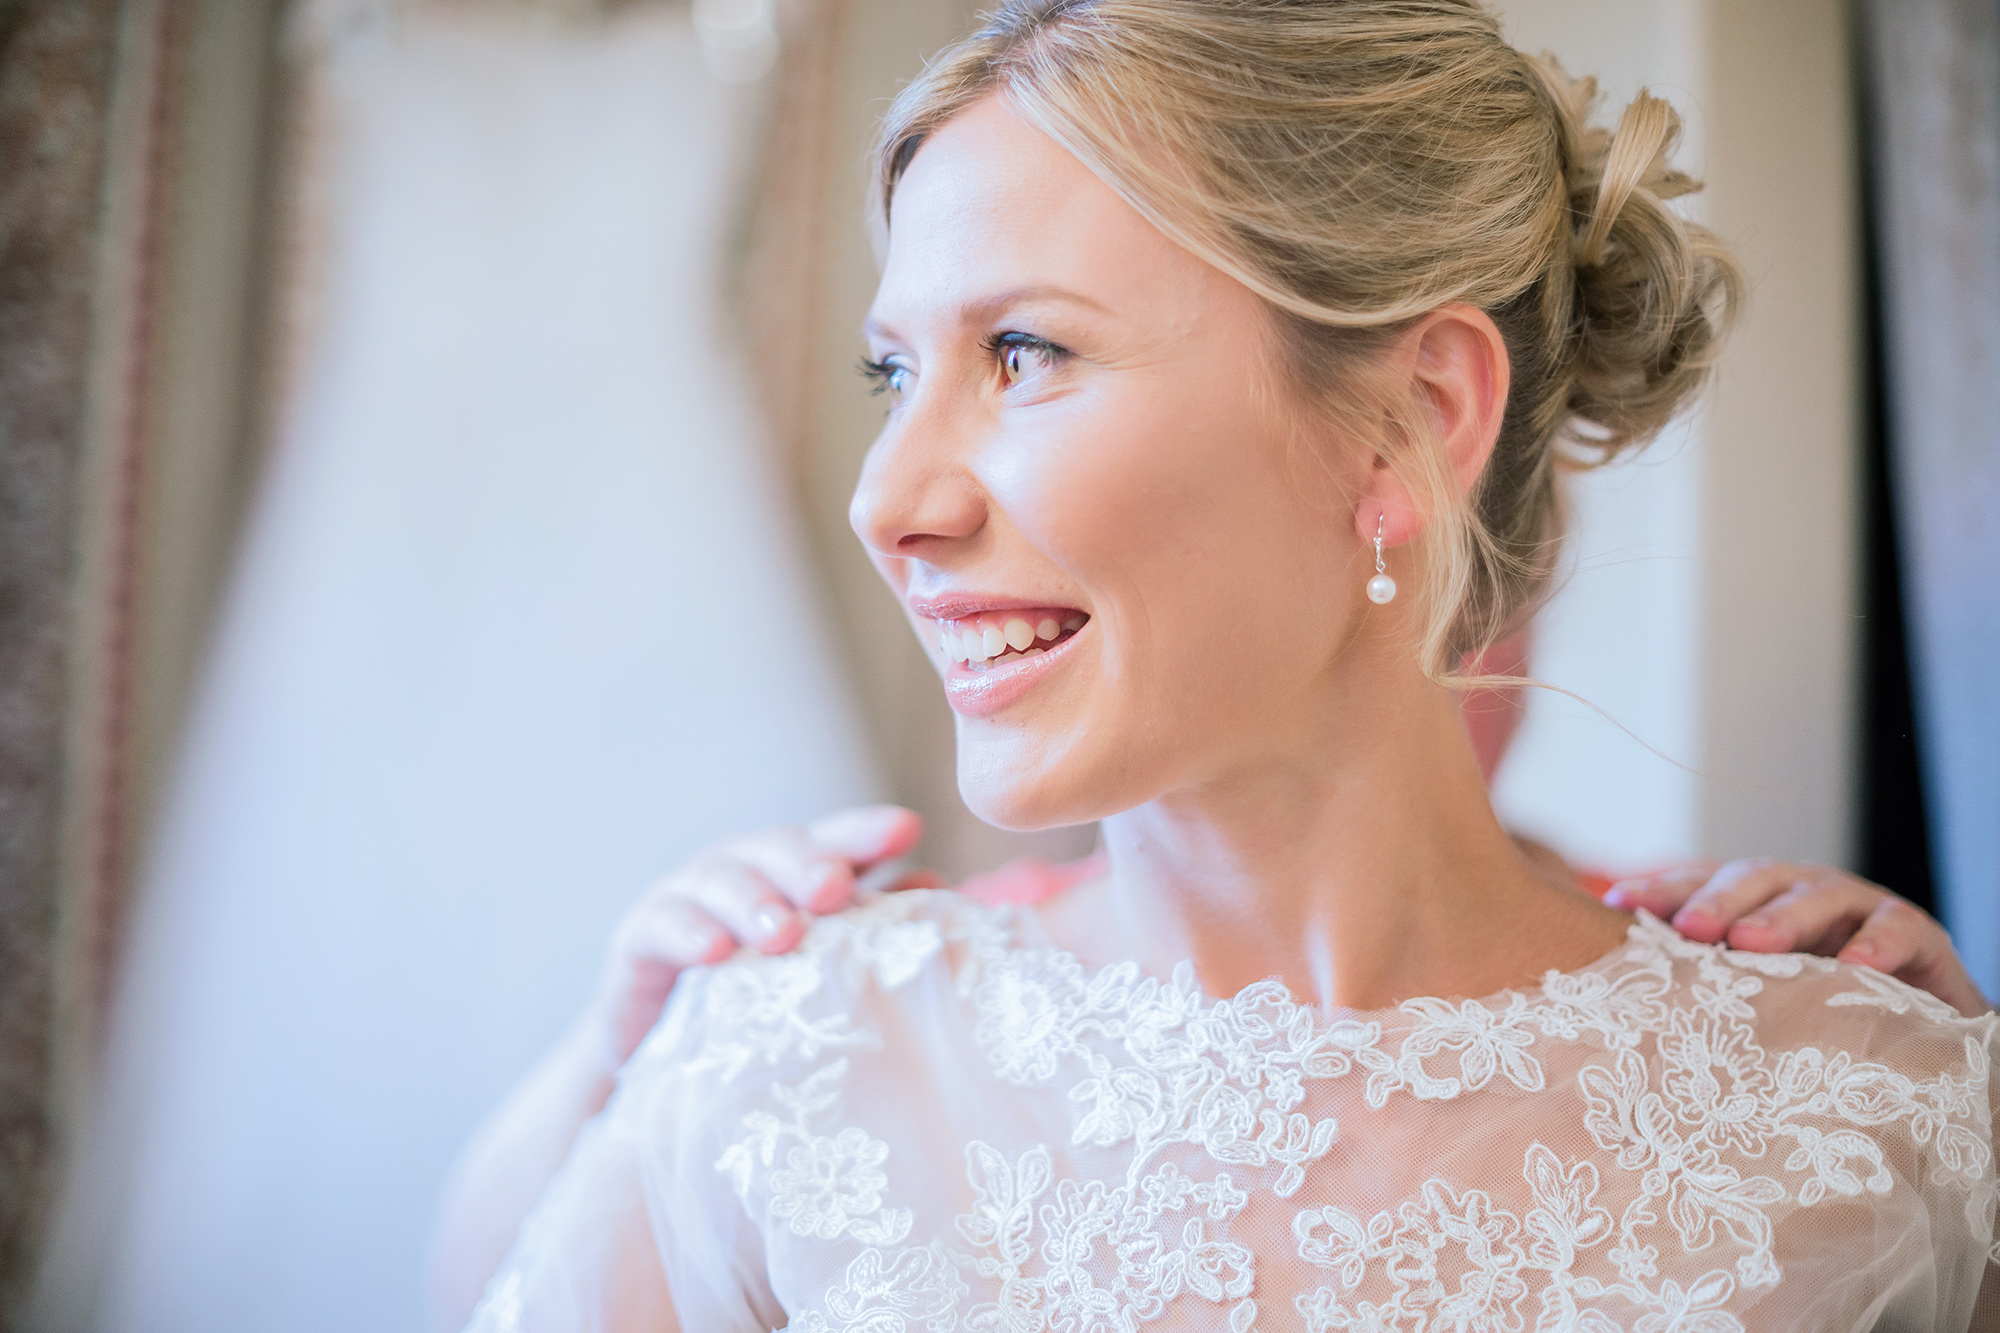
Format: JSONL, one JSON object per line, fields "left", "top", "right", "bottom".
{"left": 467, "top": 889, "right": 2000, "bottom": 1331}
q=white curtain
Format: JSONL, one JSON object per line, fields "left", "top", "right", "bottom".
{"left": 40, "top": 8, "right": 876, "bottom": 1329}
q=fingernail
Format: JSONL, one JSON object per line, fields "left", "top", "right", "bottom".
{"left": 686, "top": 927, "right": 725, "bottom": 957}
{"left": 1741, "top": 913, "right": 1771, "bottom": 930}
{"left": 808, "top": 864, "right": 848, "bottom": 911}
{"left": 1678, "top": 903, "right": 1713, "bottom": 920}
{"left": 754, "top": 903, "right": 793, "bottom": 939}
{"left": 1602, "top": 887, "right": 1630, "bottom": 908}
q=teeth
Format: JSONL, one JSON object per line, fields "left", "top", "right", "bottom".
{"left": 935, "top": 612, "right": 1086, "bottom": 667}
{"left": 985, "top": 646, "right": 1043, "bottom": 670}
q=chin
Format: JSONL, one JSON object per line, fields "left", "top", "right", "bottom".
{"left": 955, "top": 736, "right": 1101, "bottom": 832}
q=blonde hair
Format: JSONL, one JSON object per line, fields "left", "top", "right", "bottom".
{"left": 874, "top": 0, "right": 1744, "bottom": 678}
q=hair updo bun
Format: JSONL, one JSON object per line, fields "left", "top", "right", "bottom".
{"left": 876, "top": 0, "right": 1745, "bottom": 678}
{"left": 1537, "top": 68, "right": 1744, "bottom": 468}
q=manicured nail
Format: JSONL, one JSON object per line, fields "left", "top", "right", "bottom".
{"left": 755, "top": 903, "right": 793, "bottom": 939}
{"left": 808, "top": 864, "right": 848, "bottom": 911}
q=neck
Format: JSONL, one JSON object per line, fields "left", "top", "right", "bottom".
{"left": 1080, "top": 659, "right": 1626, "bottom": 1012}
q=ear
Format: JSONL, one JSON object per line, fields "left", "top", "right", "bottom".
{"left": 1353, "top": 304, "right": 1511, "bottom": 549}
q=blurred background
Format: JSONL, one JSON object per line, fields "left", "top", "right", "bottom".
{"left": 0, "top": 0, "right": 1991, "bottom": 1327}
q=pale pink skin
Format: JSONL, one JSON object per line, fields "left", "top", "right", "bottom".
{"left": 1460, "top": 628, "right": 1533, "bottom": 786}
{"left": 849, "top": 95, "right": 1631, "bottom": 1010}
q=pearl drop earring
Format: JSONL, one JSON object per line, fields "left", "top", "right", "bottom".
{"left": 1367, "top": 514, "right": 1397, "bottom": 604}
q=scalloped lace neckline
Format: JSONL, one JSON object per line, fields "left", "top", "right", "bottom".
{"left": 990, "top": 894, "right": 1669, "bottom": 1031}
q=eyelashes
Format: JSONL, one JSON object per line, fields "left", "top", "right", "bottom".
{"left": 981, "top": 331, "right": 1069, "bottom": 386}
{"left": 856, "top": 331, "right": 1073, "bottom": 400}
{"left": 977, "top": 330, "right": 1064, "bottom": 358}
{"left": 857, "top": 356, "right": 909, "bottom": 397}
{"left": 856, "top": 356, "right": 896, "bottom": 392}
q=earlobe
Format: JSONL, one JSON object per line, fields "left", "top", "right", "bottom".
{"left": 1354, "top": 492, "right": 1421, "bottom": 552}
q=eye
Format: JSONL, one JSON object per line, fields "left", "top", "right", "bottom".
{"left": 858, "top": 356, "right": 914, "bottom": 403}
{"left": 1000, "top": 342, "right": 1031, "bottom": 385}
{"left": 990, "top": 332, "right": 1066, "bottom": 388}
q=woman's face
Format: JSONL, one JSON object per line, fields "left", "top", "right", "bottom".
{"left": 851, "top": 97, "right": 1380, "bottom": 829}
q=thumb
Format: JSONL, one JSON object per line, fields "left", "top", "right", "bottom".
{"left": 806, "top": 804, "right": 924, "bottom": 867}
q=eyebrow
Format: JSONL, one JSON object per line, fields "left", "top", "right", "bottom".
{"left": 863, "top": 283, "right": 1113, "bottom": 341}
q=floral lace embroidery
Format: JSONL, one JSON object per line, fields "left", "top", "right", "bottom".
{"left": 790, "top": 1241, "right": 968, "bottom": 1333}
{"left": 694, "top": 897, "right": 1998, "bottom": 1332}
{"left": 717, "top": 1058, "right": 913, "bottom": 1246}
{"left": 685, "top": 957, "right": 877, "bottom": 1081}
{"left": 1290, "top": 929, "right": 1999, "bottom": 1330}
{"left": 946, "top": 1140, "right": 1260, "bottom": 1333}
{"left": 973, "top": 950, "right": 1352, "bottom": 1196}
{"left": 678, "top": 897, "right": 958, "bottom": 1082}
{"left": 1822, "top": 961, "right": 1963, "bottom": 1021}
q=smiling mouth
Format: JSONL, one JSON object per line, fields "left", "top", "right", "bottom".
{"left": 933, "top": 610, "right": 1088, "bottom": 672}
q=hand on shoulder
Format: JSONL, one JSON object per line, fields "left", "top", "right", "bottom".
{"left": 1603, "top": 858, "right": 1990, "bottom": 1018}
{"left": 581, "top": 805, "right": 936, "bottom": 1073}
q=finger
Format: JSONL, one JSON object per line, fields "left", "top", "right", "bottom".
{"left": 616, "top": 895, "right": 736, "bottom": 969}
{"left": 731, "top": 832, "right": 860, "bottom": 915}
{"left": 1723, "top": 876, "right": 1882, "bottom": 955}
{"left": 1835, "top": 898, "right": 1926, "bottom": 976}
{"left": 1602, "top": 863, "right": 1716, "bottom": 914}
{"left": 1839, "top": 898, "right": 1992, "bottom": 1016}
{"left": 806, "top": 805, "right": 924, "bottom": 867}
{"left": 599, "top": 898, "right": 736, "bottom": 1064}
{"left": 679, "top": 860, "right": 805, "bottom": 954}
{"left": 1669, "top": 859, "right": 1807, "bottom": 943}
{"left": 749, "top": 806, "right": 923, "bottom": 913}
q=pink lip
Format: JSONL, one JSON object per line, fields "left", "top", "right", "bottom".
{"left": 910, "top": 591, "right": 1085, "bottom": 621}
{"left": 941, "top": 626, "right": 1086, "bottom": 717}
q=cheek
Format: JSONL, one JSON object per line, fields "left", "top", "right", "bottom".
{"left": 983, "top": 428, "right": 1158, "bottom": 575}
{"left": 983, "top": 387, "right": 1253, "bottom": 570}
{"left": 983, "top": 393, "right": 1350, "bottom": 681}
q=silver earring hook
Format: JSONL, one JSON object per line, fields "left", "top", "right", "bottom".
{"left": 1366, "top": 514, "right": 1397, "bottom": 604}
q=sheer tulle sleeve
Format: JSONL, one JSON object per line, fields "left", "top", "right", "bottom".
{"left": 1963, "top": 1005, "right": 2000, "bottom": 1324}
{"left": 462, "top": 965, "right": 786, "bottom": 1333}
{"left": 1751, "top": 972, "right": 2000, "bottom": 1328}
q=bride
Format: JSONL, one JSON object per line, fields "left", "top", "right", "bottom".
{"left": 441, "top": 0, "right": 1998, "bottom": 1327}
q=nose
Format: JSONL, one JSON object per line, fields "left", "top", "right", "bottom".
{"left": 849, "top": 410, "right": 988, "bottom": 560}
